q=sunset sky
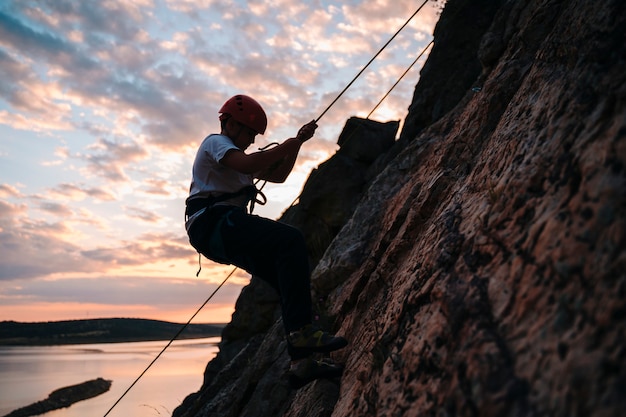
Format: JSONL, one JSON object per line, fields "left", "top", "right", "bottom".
{"left": 0, "top": 0, "right": 438, "bottom": 324}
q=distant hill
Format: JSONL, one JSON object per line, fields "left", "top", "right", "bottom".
{"left": 0, "top": 318, "right": 225, "bottom": 345}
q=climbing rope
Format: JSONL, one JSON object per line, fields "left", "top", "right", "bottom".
{"left": 315, "top": 0, "right": 429, "bottom": 124}
{"left": 102, "top": 3, "right": 432, "bottom": 415}
{"left": 367, "top": 39, "right": 434, "bottom": 119}
{"left": 102, "top": 268, "right": 236, "bottom": 417}
{"left": 284, "top": 39, "right": 434, "bottom": 211}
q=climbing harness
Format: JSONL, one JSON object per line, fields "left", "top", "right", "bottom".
{"left": 188, "top": 147, "right": 273, "bottom": 271}
{"left": 187, "top": 183, "right": 268, "bottom": 274}
{"left": 103, "top": 2, "right": 432, "bottom": 415}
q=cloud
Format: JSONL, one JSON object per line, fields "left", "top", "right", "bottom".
{"left": 81, "top": 137, "right": 149, "bottom": 181}
{"left": 126, "top": 206, "right": 162, "bottom": 223}
{"left": 0, "top": 217, "right": 83, "bottom": 280}
{"left": 39, "top": 201, "right": 74, "bottom": 217}
{"left": 0, "top": 183, "right": 23, "bottom": 198}
{"left": 77, "top": 233, "right": 195, "bottom": 268}
{"left": 0, "top": 205, "right": 194, "bottom": 280}
{"left": 0, "top": 199, "right": 24, "bottom": 219}
{"left": 0, "top": 9, "right": 71, "bottom": 57}
{"left": 0, "top": 275, "right": 245, "bottom": 314}
{"left": 142, "top": 178, "right": 174, "bottom": 196}
{"left": 165, "top": 0, "right": 223, "bottom": 15}
{"left": 2, "top": 0, "right": 433, "bottom": 152}
{"left": 0, "top": 0, "right": 438, "bottom": 321}
{"left": 46, "top": 183, "right": 117, "bottom": 202}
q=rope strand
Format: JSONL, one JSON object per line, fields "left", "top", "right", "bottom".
{"left": 367, "top": 39, "right": 434, "bottom": 119}
{"left": 315, "top": 0, "right": 429, "bottom": 123}
{"left": 285, "top": 38, "right": 434, "bottom": 211}
{"left": 102, "top": 267, "right": 237, "bottom": 417}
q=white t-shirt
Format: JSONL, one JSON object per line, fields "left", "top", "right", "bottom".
{"left": 187, "top": 134, "right": 253, "bottom": 207}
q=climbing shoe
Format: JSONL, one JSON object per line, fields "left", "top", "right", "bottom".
{"left": 287, "top": 324, "right": 348, "bottom": 355}
{"left": 288, "top": 357, "right": 344, "bottom": 389}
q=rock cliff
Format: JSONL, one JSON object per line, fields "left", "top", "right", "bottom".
{"left": 174, "top": 0, "right": 626, "bottom": 416}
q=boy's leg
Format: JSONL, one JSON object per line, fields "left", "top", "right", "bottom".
{"left": 222, "top": 210, "right": 347, "bottom": 389}
{"left": 219, "top": 209, "right": 347, "bottom": 361}
{"left": 219, "top": 209, "right": 312, "bottom": 333}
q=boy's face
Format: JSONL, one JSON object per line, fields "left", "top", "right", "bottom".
{"left": 226, "top": 119, "right": 258, "bottom": 151}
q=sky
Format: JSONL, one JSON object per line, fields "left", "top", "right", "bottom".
{"left": 0, "top": 0, "right": 439, "bottom": 324}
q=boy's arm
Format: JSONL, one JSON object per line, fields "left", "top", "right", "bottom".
{"left": 220, "top": 121, "right": 316, "bottom": 183}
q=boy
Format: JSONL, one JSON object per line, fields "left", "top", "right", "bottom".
{"left": 185, "top": 95, "right": 347, "bottom": 388}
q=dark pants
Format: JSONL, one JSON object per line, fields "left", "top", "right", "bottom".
{"left": 188, "top": 206, "right": 312, "bottom": 335}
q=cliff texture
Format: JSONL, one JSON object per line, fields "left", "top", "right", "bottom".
{"left": 174, "top": 0, "right": 626, "bottom": 416}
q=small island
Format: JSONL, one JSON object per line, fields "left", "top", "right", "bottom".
{"left": 2, "top": 378, "right": 112, "bottom": 417}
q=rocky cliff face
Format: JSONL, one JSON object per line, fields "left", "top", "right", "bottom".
{"left": 174, "top": 0, "right": 626, "bottom": 416}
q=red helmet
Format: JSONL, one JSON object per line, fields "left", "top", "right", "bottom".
{"left": 219, "top": 95, "right": 267, "bottom": 134}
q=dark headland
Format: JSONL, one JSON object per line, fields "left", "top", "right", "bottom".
{"left": 0, "top": 318, "right": 225, "bottom": 345}
{"left": 2, "top": 378, "right": 112, "bottom": 417}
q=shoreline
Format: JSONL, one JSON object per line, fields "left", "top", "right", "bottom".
{"left": 0, "top": 333, "right": 222, "bottom": 347}
{"left": 0, "top": 318, "right": 225, "bottom": 346}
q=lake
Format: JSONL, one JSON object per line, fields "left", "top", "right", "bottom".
{"left": 0, "top": 337, "right": 220, "bottom": 417}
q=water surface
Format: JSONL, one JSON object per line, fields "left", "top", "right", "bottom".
{"left": 0, "top": 337, "right": 219, "bottom": 417}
